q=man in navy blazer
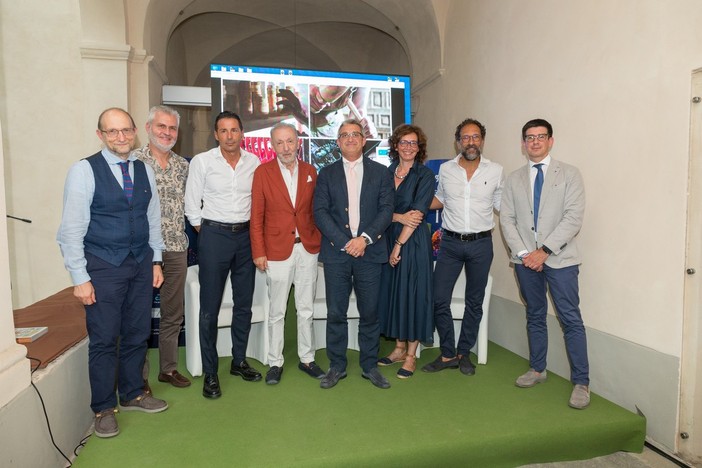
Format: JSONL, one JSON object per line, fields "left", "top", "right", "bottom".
{"left": 314, "top": 119, "right": 394, "bottom": 389}
{"left": 500, "top": 118, "right": 590, "bottom": 409}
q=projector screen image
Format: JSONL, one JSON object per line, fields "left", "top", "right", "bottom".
{"left": 210, "top": 64, "right": 411, "bottom": 169}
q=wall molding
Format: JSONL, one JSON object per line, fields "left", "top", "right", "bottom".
{"left": 80, "top": 42, "right": 131, "bottom": 61}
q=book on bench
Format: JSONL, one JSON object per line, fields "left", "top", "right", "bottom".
{"left": 15, "top": 326, "right": 48, "bottom": 344}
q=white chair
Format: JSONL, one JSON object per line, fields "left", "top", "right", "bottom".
{"left": 312, "top": 263, "right": 361, "bottom": 351}
{"left": 420, "top": 273, "right": 492, "bottom": 364}
{"left": 184, "top": 265, "right": 269, "bottom": 377}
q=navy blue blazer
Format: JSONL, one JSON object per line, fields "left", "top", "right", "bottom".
{"left": 314, "top": 157, "right": 394, "bottom": 264}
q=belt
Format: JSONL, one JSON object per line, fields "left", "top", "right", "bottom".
{"left": 294, "top": 237, "right": 302, "bottom": 244}
{"left": 442, "top": 229, "right": 492, "bottom": 242}
{"left": 202, "top": 219, "right": 250, "bottom": 232}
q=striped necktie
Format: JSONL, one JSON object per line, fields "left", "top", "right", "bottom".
{"left": 118, "top": 161, "right": 133, "bottom": 203}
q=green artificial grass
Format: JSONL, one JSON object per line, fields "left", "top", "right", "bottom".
{"left": 73, "top": 302, "right": 645, "bottom": 467}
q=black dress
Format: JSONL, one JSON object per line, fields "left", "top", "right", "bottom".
{"left": 379, "top": 160, "right": 434, "bottom": 343}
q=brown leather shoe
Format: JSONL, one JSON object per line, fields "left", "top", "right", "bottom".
{"left": 158, "top": 370, "right": 191, "bottom": 388}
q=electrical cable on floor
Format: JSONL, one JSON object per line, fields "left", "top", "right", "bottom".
{"left": 74, "top": 434, "right": 91, "bottom": 458}
{"left": 27, "top": 356, "right": 73, "bottom": 467}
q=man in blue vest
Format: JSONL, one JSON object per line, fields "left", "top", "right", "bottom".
{"left": 57, "top": 107, "right": 169, "bottom": 438}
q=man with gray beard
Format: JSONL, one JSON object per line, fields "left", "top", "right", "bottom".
{"left": 422, "top": 118, "right": 504, "bottom": 376}
{"left": 134, "top": 105, "right": 191, "bottom": 389}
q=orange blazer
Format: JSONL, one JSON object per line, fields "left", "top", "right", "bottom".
{"left": 250, "top": 158, "right": 321, "bottom": 261}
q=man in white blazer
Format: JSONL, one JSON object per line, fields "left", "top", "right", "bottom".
{"left": 500, "top": 118, "right": 590, "bottom": 409}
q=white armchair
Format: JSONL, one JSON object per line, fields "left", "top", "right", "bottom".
{"left": 184, "top": 265, "right": 269, "bottom": 377}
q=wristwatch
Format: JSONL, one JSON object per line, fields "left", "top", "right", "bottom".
{"left": 153, "top": 261, "right": 164, "bottom": 266}
{"left": 541, "top": 246, "right": 553, "bottom": 255}
{"left": 363, "top": 236, "right": 371, "bottom": 246}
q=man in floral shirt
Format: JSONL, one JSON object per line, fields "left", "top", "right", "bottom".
{"left": 134, "top": 105, "right": 191, "bottom": 388}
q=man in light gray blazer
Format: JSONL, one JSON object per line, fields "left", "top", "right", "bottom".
{"left": 500, "top": 118, "right": 590, "bottom": 409}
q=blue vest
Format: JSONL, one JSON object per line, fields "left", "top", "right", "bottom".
{"left": 84, "top": 153, "right": 152, "bottom": 266}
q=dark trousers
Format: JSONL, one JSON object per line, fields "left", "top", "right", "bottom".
{"left": 197, "top": 223, "right": 255, "bottom": 375}
{"left": 433, "top": 235, "right": 493, "bottom": 358}
{"left": 157, "top": 250, "right": 188, "bottom": 373}
{"left": 323, "top": 259, "right": 382, "bottom": 373}
{"left": 515, "top": 263, "right": 589, "bottom": 385}
{"left": 85, "top": 251, "right": 153, "bottom": 413}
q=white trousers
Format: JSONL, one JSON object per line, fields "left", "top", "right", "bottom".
{"left": 266, "top": 243, "right": 318, "bottom": 367}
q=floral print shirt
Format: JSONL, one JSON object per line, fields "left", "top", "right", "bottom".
{"left": 133, "top": 145, "right": 189, "bottom": 252}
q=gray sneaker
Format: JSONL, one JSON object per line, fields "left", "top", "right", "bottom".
{"left": 119, "top": 393, "right": 168, "bottom": 413}
{"left": 569, "top": 384, "right": 590, "bottom": 409}
{"left": 515, "top": 368, "right": 547, "bottom": 388}
{"left": 94, "top": 408, "right": 119, "bottom": 438}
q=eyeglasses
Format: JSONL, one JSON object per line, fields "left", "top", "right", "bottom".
{"left": 338, "top": 131, "right": 363, "bottom": 140}
{"left": 398, "top": 140, "right": 419, "bottom": 148}
{"left": 100, "top": 128, "right": 136, "bottom": 138}
{"left": 459, "top": 134, "right": 482, "bottom": 142}
{"left": 524, "top": 133, "right": 549, "bottom": 142}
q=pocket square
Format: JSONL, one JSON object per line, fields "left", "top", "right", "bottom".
{"left": 307, "top": 175, "right": 313, "bottom": 182}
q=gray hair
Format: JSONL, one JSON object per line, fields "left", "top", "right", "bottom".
{"left": 337, "top": 118, "right": 363, "bottom": 137}
{"left": 270, "top": 122, "right": 298, "bottom": 139}
{"left": 147, "top": 105, "right": 180, "bottom": 127}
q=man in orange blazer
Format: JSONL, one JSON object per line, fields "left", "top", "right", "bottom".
{"left": 250, "top": 122, "right": 324, "bottom": 385}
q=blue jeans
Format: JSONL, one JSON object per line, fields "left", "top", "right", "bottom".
{"left": 323, "top": 259, "right": 382, "bottom": 373}
{"left": 515, "top": 263, "right": 589, "bottom": 385}
{"left": 433, "top": 235, "right": 493, "bottom": 358}
{"left": 197, "top": 224, "right": 255, "bottom": 375}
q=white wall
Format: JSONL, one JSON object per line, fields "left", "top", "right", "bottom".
{"left": 413, "top": 0, "right": 702, "bottom": 449}
{"left": 416, "top": 0, "right": 702, "bottom": 357}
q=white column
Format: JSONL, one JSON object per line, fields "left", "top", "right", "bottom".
{"left": 0, "top": 121, "right": 31, "bottom": 409}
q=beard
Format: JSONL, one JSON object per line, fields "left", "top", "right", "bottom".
{"left": 149, "top": 134, "right": 176, "bottom": 152}
{"left": 461, "top": 145, "right": 481, "bottom": 161}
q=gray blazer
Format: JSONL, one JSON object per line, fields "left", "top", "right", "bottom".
{"left": 500, "top": 158, "right": 585, "bottom": 268}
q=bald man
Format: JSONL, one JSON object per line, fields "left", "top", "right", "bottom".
{"left": 57, "top": 108, "right": 169, "bottom": 439}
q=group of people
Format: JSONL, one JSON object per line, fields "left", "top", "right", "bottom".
{"left": 57, "top": 105, "right": 590, "bottom": 440}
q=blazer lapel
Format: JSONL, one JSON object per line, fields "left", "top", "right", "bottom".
{"left": 539, "top": 160, "right": 560, "bottom": 208}
{"left": 294, "top": 164, "right": 308, "bottom": 207}
{"left": 519, "top": 165, "right": 533, "bottom": 212}
{"left": 337, "top": 159, "right": 350, "bottom": 207}
{"left": 271, "top": 160, "right": 294, "bottom": 209}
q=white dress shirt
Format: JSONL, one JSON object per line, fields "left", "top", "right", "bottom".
{"left": 529, "top": 155, "right": 551, "bottom": 193}
{"left": 277, "top": 157, "right": 299, "bottom": 208}
{"left": 342, "top": 156, "right": 364, "bottom": 237}
{"left": 277, "top": 157, "right": 299, "bottom": 237}
{"left": 435, "top": 155, "right": 504, "bottom": 233}
{"left": 185, "top": 146, "right": 260, "bottom": 225}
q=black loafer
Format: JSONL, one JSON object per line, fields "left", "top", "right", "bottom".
{"left": 266, "top": 366, "right": 283, "bottom": 385}
{"left": 298, "top": 361, "right": 325, "bottom": 379}
{"left": 203, "top": 373, "right": 221, "bottom": 399}
{"left": 362, "top": 368, "right": 391, "bottom": 389}
{"left": 458, "top": 355, "right": 475, "bottom": 376}
{"left": 320, "top": 368, "right": 347, "bottom": 389}
{"left": 230, "top": 360, "right": 262, "bottom": 382}
{"left": 421, "top": 355, "right": 459, "bottom": 373}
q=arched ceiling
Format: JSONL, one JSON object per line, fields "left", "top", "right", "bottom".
{"left": 143, "top": 0, "right": 442, "bottom": 90}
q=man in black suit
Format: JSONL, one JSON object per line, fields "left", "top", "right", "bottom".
{"left": 314, "top": 119, "right": 394, "bottom": 389}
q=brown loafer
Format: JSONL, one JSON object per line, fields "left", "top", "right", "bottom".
{"left": 158, "top": 370, "right": 191, "bottom": 388}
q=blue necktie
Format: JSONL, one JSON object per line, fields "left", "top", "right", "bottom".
{"left": 118, "top": 161, "right": 133, "bottom": 203}
{"left": 533, "top": 163, "right": 544, "bottom": 230}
